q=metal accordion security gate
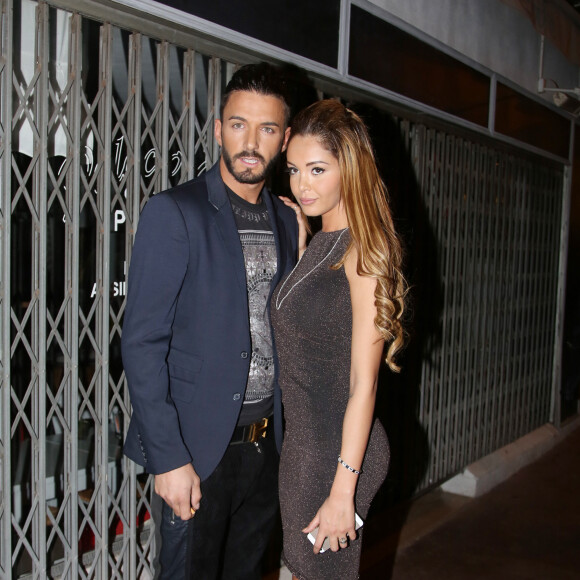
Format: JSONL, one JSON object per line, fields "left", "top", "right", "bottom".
{"left": 0, "top": 0, "right": 566, "bottom": 578}
{"left": 394, "top": 122, "right": 563, "bottom": 491}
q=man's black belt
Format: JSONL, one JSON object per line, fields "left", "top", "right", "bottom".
{"left": 230, "top": 417, "right": 270, "bottom": 445}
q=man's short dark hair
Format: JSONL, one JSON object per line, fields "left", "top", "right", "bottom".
{"left": 220, "top": 62, "right": 291, "bottom": 126}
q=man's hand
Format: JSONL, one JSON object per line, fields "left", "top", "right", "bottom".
{"left": 155, "top": 463, "right": 201, "bottom": 520}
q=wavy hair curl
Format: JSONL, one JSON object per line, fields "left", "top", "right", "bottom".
{"left": 289, "top": 99, "right": 407, "bottom": 371}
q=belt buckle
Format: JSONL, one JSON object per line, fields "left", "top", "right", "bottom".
{"left": 248, "top": 417, "right": 268, "bottom": 443}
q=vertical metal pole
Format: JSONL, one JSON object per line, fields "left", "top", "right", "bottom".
{"left": 97, "top": 21, "right": 113, "bottom": 579}
{"left": 496, "top": 156, "right": 510, "bottom": 445}
{"left": 415, "top": 122, "right": 428, "bottom": 485}
{"left": 452, "top": 137, "right": 466, "bottom": 473}
{"left": 186, "top": 49, "right": 196, "bottom": 180}
{"left": 538, "top": 35, "right": 546, "bottom": 91}
{"left": 35, "top": 2, "right": 49, "bottom": 576}
{"left": 495, "top": 153, "right": 509, "bottom": 449}
{"left": 488, "top": 73, "right": 496, "bottom": 135}
{"left": 337, "top": 0, "right": 350, "bottom": 77}
{"left": 125, "top": 31, "right": 136, "bottom": 579}
{"left": 0, "top": 0, "right": 13, "bottom": 575}
{"left": 210, "top": 57, "right": 221, "bottom": 165}
{"left": 535, "top": 168, "right": 549, "bottom": 425}
{"left": 126, "top": 30, "right": 142, "bottom": 579}
{"left": 551, "top": 148, "right": 573, "bottom": 425}
{"left": 419, "top": 126, "right": 434, "bottom": 484}
{"left": 423, "top": 127, "right": 440, "bottom": 486}
{"left": 545, "top": 168, "right": 560, "bottom": 424}
{"left": 534, "top": 166, "right": 556, "bottom": 427}
{"left": 159, "top": 40, "right": 170, "bottom": 191}
{"left": 462, "top": 143, "right": 482, "bottom": 466}
{"left": 534, "top": 163, "right": 550, "bottom": 429}
{"left": 531, "top": 167, "right": 545, "bottom": 429}
{"left": 435, "top": 133, "right": 451, "bottom": 482}
{"left": 530, "top": 163, "right": 545, "bottom": 432}
{"left": 474, "top": 148, "right": 487, "bottom": 456}
{"left": 456, "top": 139, "right": 473, "bottom": 470}
{"left": 444, "top": 134, "right": 461, "bottom": 478}
{"left": 476, "top": 150, "right": 495, "bottom": 458}
{"left": 67, "top": 11, "right": 82, "bottom": 578}
{"left": 508, "top": 159, "right": 526, "bottom": 443}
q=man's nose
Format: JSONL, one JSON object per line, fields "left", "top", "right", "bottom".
{"left": 245, "top": 128, "right": 259, "bottom": 152}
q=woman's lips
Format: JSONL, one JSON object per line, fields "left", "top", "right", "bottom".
{"left": 300, "top": 198, "right": 316, "bottom": 205}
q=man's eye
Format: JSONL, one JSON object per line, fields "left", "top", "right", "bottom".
{"left": 262, "top": 127, "right": 275, "bottom": 134}
{"left": 312, "top": 167, "right": 324, "bottom": 175}
{"left": 232, "top": 123, "right": 244, "bottom": 129}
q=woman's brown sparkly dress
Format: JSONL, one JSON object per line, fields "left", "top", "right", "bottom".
{"left": 271, "top": 228, "right": 389, "bottom": 580}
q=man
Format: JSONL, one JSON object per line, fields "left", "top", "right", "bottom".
{"left": 122, "top": 63, "right": 298, "bottom": 579}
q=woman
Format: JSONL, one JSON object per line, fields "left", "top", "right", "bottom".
{"left": 271, "top": 100, "right": 406, "bottom": 579}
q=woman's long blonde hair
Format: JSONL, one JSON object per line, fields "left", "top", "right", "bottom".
{"left": 289, "top": 100, "right": 407, "bottom": 371}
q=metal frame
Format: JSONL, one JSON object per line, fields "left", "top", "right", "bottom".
{"left": 0, "top": 0, "right": 12, "bottom": 576}
{"left": 0, "top": 0, "right": 570, "bottom": 577}
{"left": 1, "top": 2, "right": 222, "bottom": 577}
{"left": 38, "top": 0, "right": 574, "bottom": 164}
{"left": 402, "top": 123, "right": 564, "bottom": 488}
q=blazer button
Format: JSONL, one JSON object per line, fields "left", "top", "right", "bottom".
{"left": 233, "top": 393, "right": 241, "bottom": 401}
{"left": 240, "top": 351, "right": 248, "bottom": 359}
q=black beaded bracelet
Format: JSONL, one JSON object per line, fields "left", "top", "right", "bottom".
{"left": 338, "top": 455, "right": 362, "bottom": 475}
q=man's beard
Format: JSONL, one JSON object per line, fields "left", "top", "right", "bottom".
{"left": 221, "top": 147, "right": 281, "bottom": 184}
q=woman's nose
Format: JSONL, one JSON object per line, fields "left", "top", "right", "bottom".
{"left": 298, "top": 174, "right": 309, "bottom": 192}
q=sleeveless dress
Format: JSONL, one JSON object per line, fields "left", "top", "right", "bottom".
{"left": 271, "top": 228, "right": 389, "bottom": 580}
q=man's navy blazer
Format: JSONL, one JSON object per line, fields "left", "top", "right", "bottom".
{"left": 122, "top": 163, "right": 298, "bottom": 480}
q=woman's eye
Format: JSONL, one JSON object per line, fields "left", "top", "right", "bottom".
{"left": 312, "top": 167, "right": 324, "bottom": 175}
{"left": 287, "top": 167, "right": 298, "bottom": 176}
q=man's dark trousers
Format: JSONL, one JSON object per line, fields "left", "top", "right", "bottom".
{"left": 153, "top": 431, "right": 279, "bottom": 580}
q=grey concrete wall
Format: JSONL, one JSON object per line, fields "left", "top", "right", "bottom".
{"left": 367, "top": 0, "right": 579, "bottom": 101}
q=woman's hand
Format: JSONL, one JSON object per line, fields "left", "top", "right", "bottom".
{"left": 302, "top": 495, "right": 357, "bottom": 553}
{"left": 280, "top": 196, "right": 308, "bottom": 260}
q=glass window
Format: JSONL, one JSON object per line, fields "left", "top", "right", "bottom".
{"left": 158, "top": 0, "right": 341, "bottom": 67}
{"left": 349, "top": 5, "right": 490, "bottom": 127}
{"left": 495, "top": 83, "right": 570, "bottom": 158}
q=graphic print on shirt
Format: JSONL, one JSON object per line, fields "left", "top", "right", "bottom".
{"left": 239, "top": 229, "right": 277, "bottom": 404}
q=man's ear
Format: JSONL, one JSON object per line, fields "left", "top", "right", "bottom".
{"left": 281, "top": 127, "right": 291, "bottom": 153}
{"left": 214, "top": 119, "right": 223, "bottom": 146}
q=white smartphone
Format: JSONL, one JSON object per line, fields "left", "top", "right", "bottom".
{"left": 307, "top": 512, "right": 363, "bottom": 553}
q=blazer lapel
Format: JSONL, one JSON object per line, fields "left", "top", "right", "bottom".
{"left": 263, "top": 188, "right": 288, "bottom": 289}
{"left": 206, "top": 164, "right": 248, "bottom": 293}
